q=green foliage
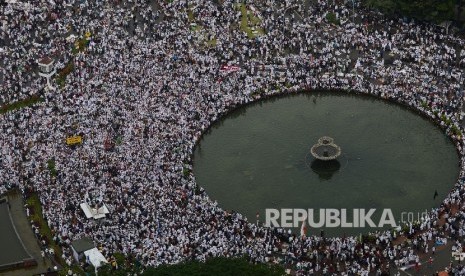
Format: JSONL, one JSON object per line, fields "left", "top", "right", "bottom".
{"left": 91, "top": 263, "right": 138, "bottom": 276}
{"left": 364, "top": 0, "right": 397, "bottom": 14}
{"left": 440, "top": 113, "right": 447, "bottom": 122}
{"left": 59, "top": 35, "right": 89, "bottom": 87}
{"left": 56, "top": 61, "right": 75, "bottom": 88}
{"left": 0, "top": 95, "right": 44, "bottom": 114}
{"left": 362, "top": 0, "right": 455, "bottom": 24}
{"left": 236, "top": 4, "right": 265, "bottom": 39}
{"left": 115, "top": 136, "right": 123, "bottom": 145}
{"left": 326, "top": 12, "right": 340, "bottom": 25}
{"left": 114, "top": 252, "right": 126, "bottom": 264}
{"left": 26, "top": 193, "right": 82, "bottom": 274}
{"left": 47, "top": 158, "right": 58, "bottom": 177}
{"left": 142, "top": 257, "right": 285, "bottom": 276}
{"left": 92, "top": 253, "right": 143, "bottom": 276}
{"left": 251, "top": 89, "right": 264, "bottom": 97}
{"left": 72, "top": 38, "right": 90, "bottom": 54}
{"left": 206, "top": 38, "right": 217, "bottom": 47}
{"left": 187, "top": 7, "right": 195, "bottom": 22}
{"left": 420, "top": 101, "right": 429, "bottom": 109}
{"left": 182, "top": 168, "right": 190, "bottom": 178}
{"left": 451, "top": 125, "right": 462, "bottom": 136}
{"left": 361, "top": 234, "right": 377, "bottom": 243}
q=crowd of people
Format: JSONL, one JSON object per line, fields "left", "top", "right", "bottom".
{"left": 2, "top": 0, "right": 465, "bottom": 274}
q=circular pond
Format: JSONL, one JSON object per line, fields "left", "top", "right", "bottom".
{"left": 193, "top": 91, "right": 460, "bottom": 236}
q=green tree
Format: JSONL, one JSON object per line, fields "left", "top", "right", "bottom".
{"left": 142, "top": 257, "right": 285, "bottom": 276}
{"left": 362, "top": 0, "right": 456, "bottom": 24}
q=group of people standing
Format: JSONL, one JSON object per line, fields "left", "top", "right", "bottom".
{"left": 2, "top": 0, "right": 465, "bottom": 274}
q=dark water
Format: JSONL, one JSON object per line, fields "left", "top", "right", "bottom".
{"left": 193, "top": 92, "right": 460, "bottom": 236}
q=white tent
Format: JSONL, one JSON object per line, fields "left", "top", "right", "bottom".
{"left": 66, "top": 34, "right": 77, "bottom": 42}
{"left": 80, "top": 202, "right": 109, "bottom": 219}
{"left": 84, "top": 248, "right": 108, "bottom": 268}
{"left": 452, "top": 252, "right": 465, "bottom": 261}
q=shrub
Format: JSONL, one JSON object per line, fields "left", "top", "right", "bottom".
{"left": 326, "top": 12, "right": 340, "bottom": 25}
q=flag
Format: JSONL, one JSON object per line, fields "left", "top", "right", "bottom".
{"left": 220, "top": 65, "right": 241, "bottom": 73}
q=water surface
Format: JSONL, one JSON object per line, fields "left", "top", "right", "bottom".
{"left": 193, "top": 92, "right": 459, "bottom": 236}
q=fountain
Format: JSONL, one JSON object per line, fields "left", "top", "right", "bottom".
{"left": 310, "top": 136, "right": 341, "bottom": 161}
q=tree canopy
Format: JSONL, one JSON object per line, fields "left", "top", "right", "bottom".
{"left": 142, "top": 257, "right": 285, "bottom": 276}
{"left": 362, "top": 0, "right": 456, "bottom": 24}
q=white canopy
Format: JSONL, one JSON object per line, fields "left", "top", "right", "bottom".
{"left": 453, "top": 252, "right": 465, "bottom": 261}
{"left": 84, "top": 248, "right": 108, "bottom": 268}
{"left": 66, "top": 34, "right": 77, "bottom": 42}
{"left": 80, "top": 202, "right": 109, "bottom": 219}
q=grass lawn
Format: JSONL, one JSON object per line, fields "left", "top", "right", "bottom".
{"left": 26, "top": 192, "right": 82, "bottom": 275}
{"left": 71, "top": 37, "right": 89, "bottom": 55}
{"left": 58, "top": 34, "right": 90, "bottom": 87}
{"left": 0, "top": 95, "right": 44, "bottom": 114}
{"left": 206, "top": 38, "right": 217, "bottom": 47}
{"left": 188, "top": 5, "right": 202, "bottom": 32}
{"left": 56, "top": 61, "right": 74, "bottom": 88}
{"left": 237, "top": 4, "right": 265, "bottom": 39}
{"left": 187, "top": 7, "right": 195, "bottom": 22}
{"left": 187, "top": 5, "right": 218, "bottom": 48}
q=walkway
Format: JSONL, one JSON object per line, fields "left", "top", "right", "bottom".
{"left": 0, "top": 192, "right": 55, "bottom": 276}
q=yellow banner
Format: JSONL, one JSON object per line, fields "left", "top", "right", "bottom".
{"left": 66, "top": 136, "right": 82, "bottom": 145}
